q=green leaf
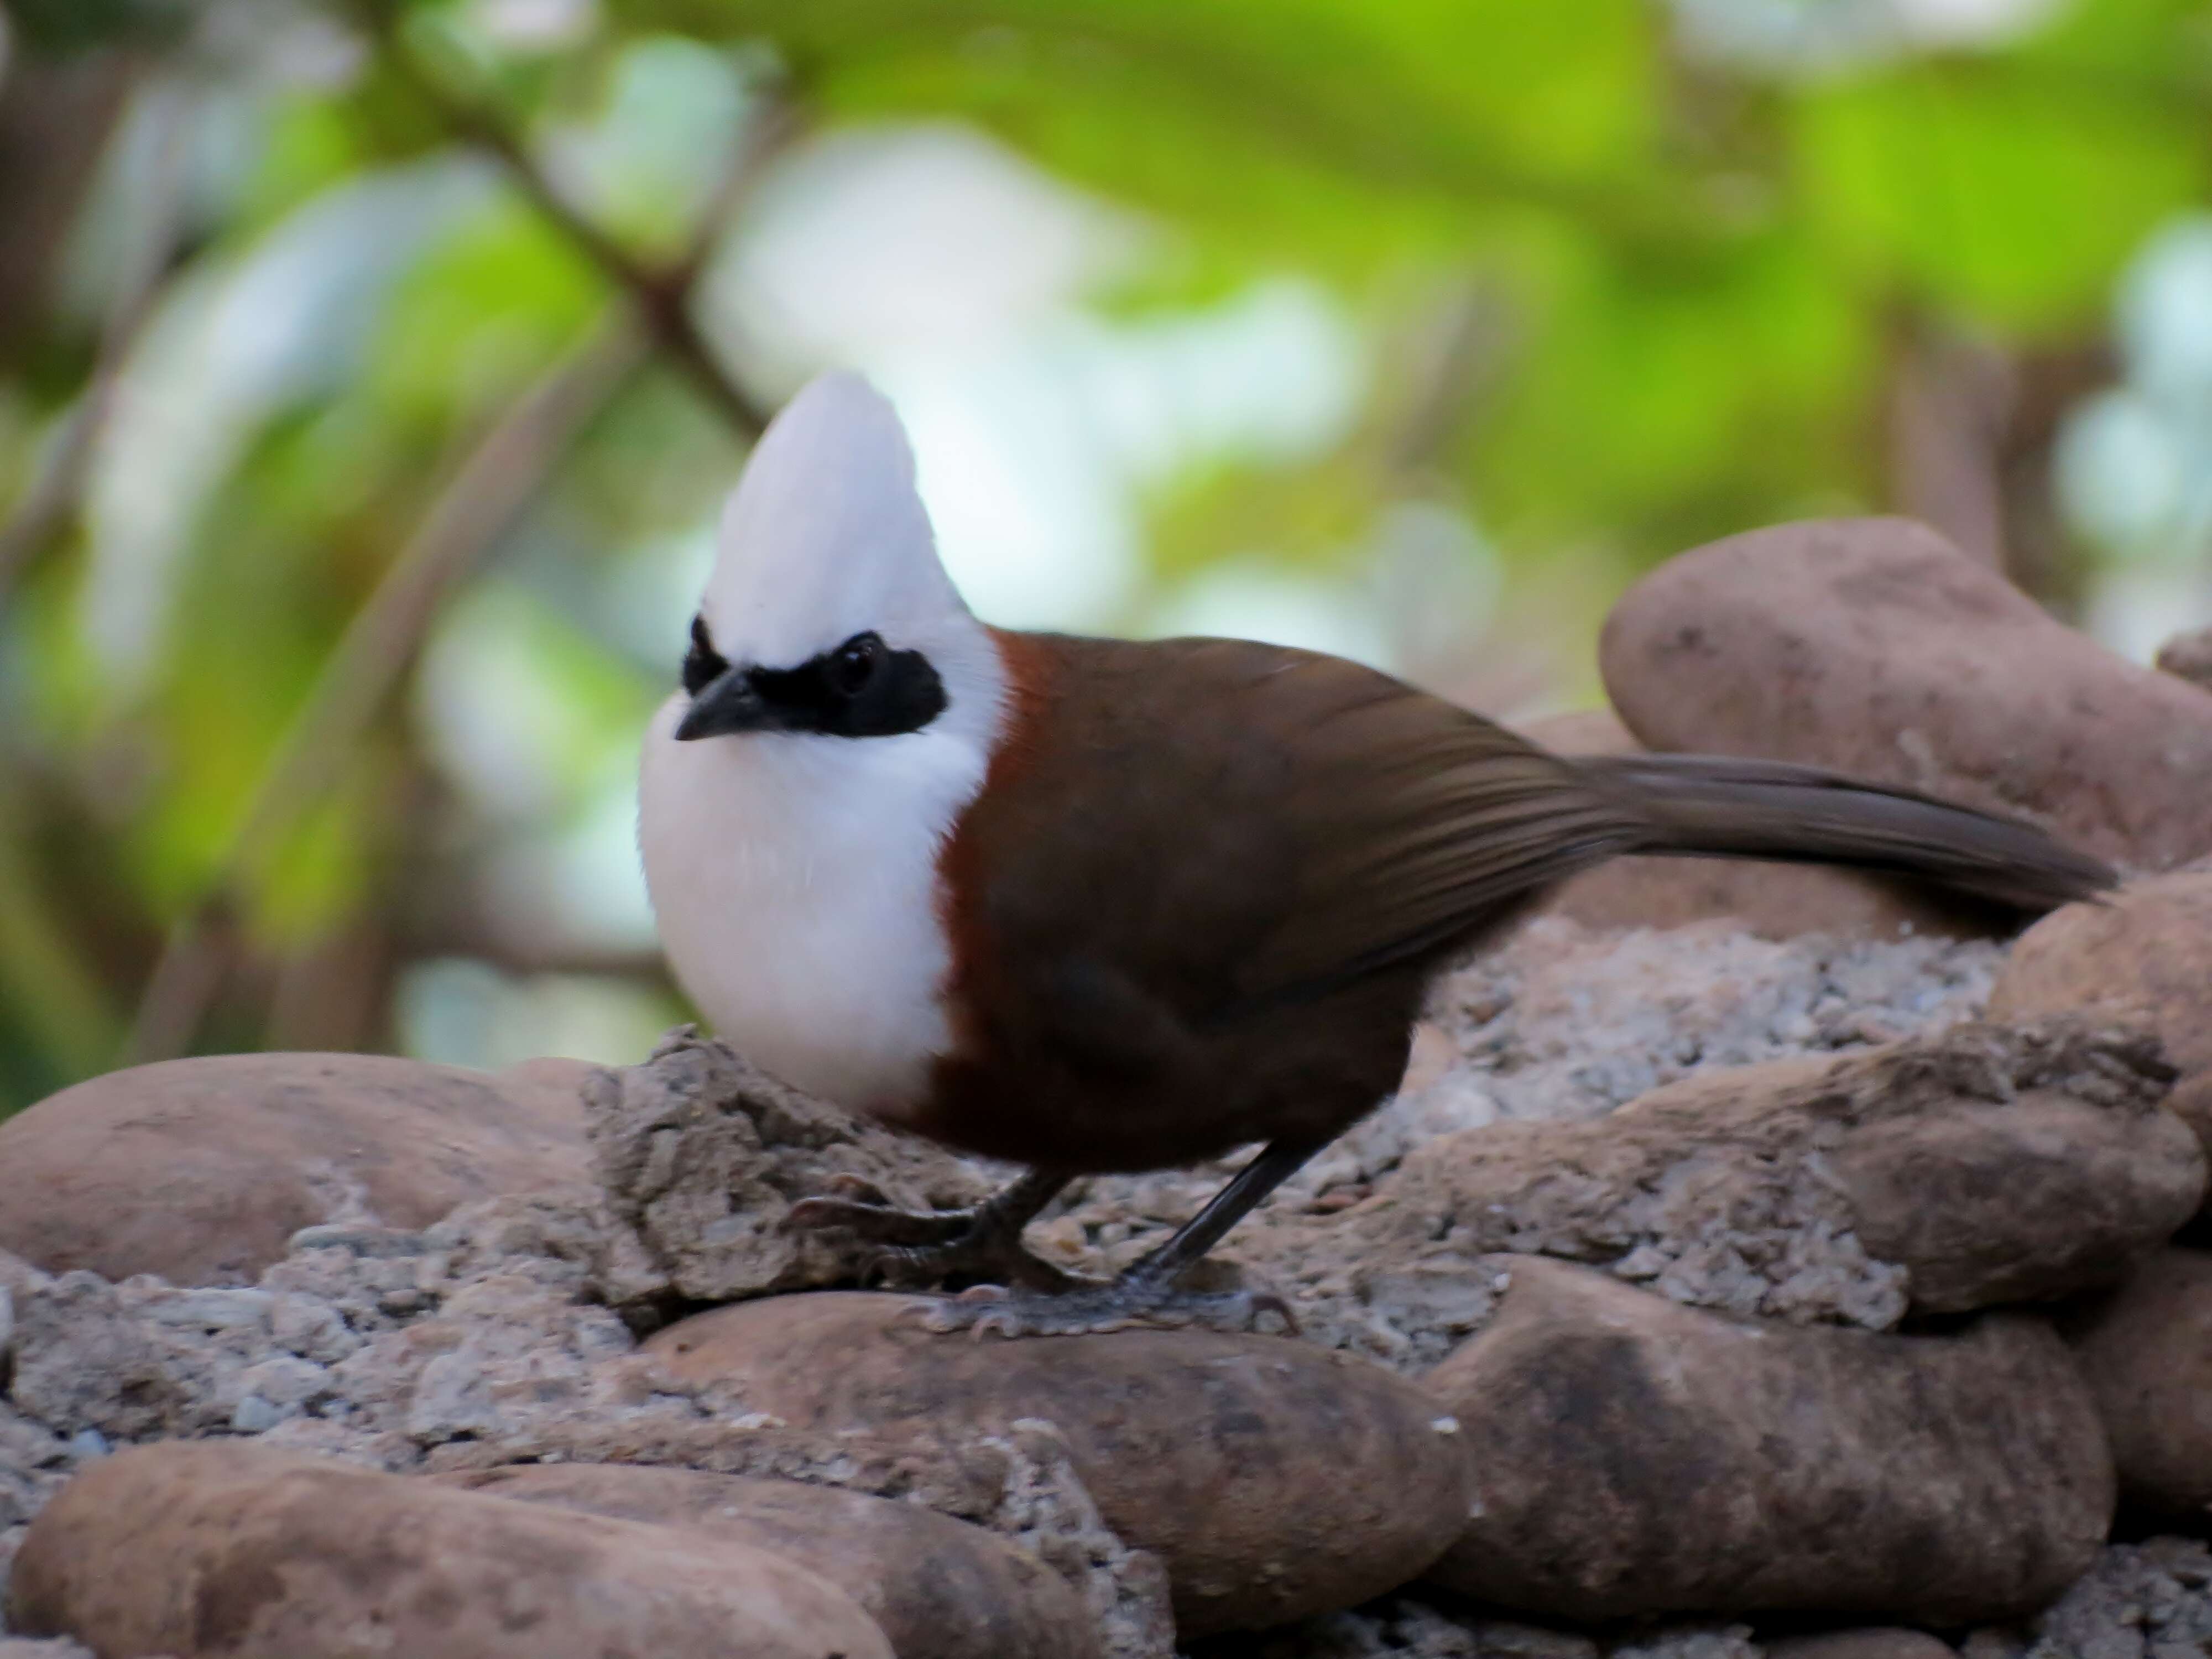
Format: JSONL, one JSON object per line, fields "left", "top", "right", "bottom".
{"left": 1796, "top": 62, "right": 2205, "bottom": 335}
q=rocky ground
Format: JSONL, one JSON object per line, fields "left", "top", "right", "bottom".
{"left": 5, "top": 517, "right": 2212, "bottom": 1658}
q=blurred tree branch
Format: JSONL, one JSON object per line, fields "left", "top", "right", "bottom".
{"left": 0, "top": 80, "right": 192, "bottom": 604}
{"left": 355, "top": 0, "right": 786, "bottom": 440}
{"left": 123, "top": 313, "right": 649, "bottom": 1064}
{"left": 120, "top": 29, "right": 801, "bottom": 1065}
{"left": 0, "top": 39, "right": 139, "bottom": 368}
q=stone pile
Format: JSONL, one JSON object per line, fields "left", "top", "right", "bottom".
{"left": 4, "top": 518, "right": 2212, "bottom": 1658}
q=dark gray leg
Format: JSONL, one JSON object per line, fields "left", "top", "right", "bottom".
{"left": 915, "top": 1137, "right": 1325, "bottom": 1339}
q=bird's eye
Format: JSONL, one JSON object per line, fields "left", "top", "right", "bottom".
{"left": 830, "top": 631, "right": 883, "bottom": 696}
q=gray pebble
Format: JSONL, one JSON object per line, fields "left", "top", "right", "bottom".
{"left": 287, "top": 1225, "right": 429, "bottom": 1258}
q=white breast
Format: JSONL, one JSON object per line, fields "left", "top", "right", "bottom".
{"left": 637, "top": 669, "right": 1001, "bottom": 1112}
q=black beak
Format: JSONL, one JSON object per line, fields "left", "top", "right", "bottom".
{"left": 675, "top": 666, "right": 772, "bottom": 740}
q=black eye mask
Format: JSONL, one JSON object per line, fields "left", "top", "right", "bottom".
{"left": 682, "top": 618, "right": 947, "bottom": 739}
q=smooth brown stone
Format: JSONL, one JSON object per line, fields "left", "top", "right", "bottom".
{"left": 6, "top": 1441, "right": 890, "bottom": 1658}
{"left": 1990, "top": 869, "right": 2212, "bottom": 1077}
{"left": 1420, "top": 1259, "right": 2112, "bottom": 1623}
{"left": 0, "top": 1052, "right": 588, "bottom": 1285}
{"left": 431, "top": 1463, "right": 1098, "bottom": 1659}
{"left": 1600, "top": 517, "right": 2212, "bottom": 872}
{"left": 2063, "top": 1248, "right": 2212, "bottom": 1520}
{"left": 642, "top": 1291, "right": 1474, "bottom": 1635}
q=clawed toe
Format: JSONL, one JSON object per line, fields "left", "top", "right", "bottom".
{"left": 908, "top": 1272, "right": 1300, "bottom": 1340}
{"left": 783, "top": 1193, "right": 973, "bottom": 1249}
{"left": 784, "top": 1186, "right": 1080, "bottom": 1292}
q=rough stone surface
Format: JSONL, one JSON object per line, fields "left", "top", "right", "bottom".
{"left": 431, "top": 1462, "right": 1100, "bottom": 1659}
{"left": 0, "top": 1189, "right": 1175, "bottom": 1656}
{"left": 1599, "top": 517, "right": 2212, "bottom": 872}
{"left": 1269, "top": 1019, "right": 2195, "bottom": 1360}
{"left": 1516, "top": 708, "right": 2013, "bottom": 944}
{"left": 1416, "top": 921, "right": 2005, "bottom": 1129}
{"left": 0, "top": 1052, "right": 590, "bottom": 1285}
{"left": 7, "top": 1442, "right": 895, "bottom": 1658}
{"left": 586, "top": 1028, "right": 988, "bottom": 1310}
{"left": 1051, "top": 922, "right": 2011, "bottom": 1368}
{"left": 641, "top": 1291, "right": 1474, "bottom": 1636}
{"left": 1964, "top": 1537, "right": 2212, "bottom": 1657}
{"left": 2061, "top": 1248, "right": 2212, "bottom": 1520}
{"left": 1189, "top": 1603, "right": 1601, "bottom": 1657}
{"left": 1421, "top": 1259, "right": 2113, "bottom": 1624}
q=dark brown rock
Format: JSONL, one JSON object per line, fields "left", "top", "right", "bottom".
{"left": 432, "top": 1463, "right": 1099, "bottom": 1659}
{"left": 641, "top": 1291, "right": 1474, "bottom": 1635}
{"left": 1599, "top": 517, "right": 2212, "bottom": 872}
{"left": 2062, "top": 1248, "right": 2212, "bottom": 1520}
{"left": 6, "top": 1441, "right": 891, "bottom": 1658}
{"left": 1327, "top": 1019, "right": 2198, "bottom": 1329}
{"left": 1420, "top": 1259, "right": 2112, "bottom": 1623}
{"left": 1517, "top": 707, "right": 2007, "bottom": 943}
{"left": 0, "top": 1052, "right": 589, "bottom": 1285}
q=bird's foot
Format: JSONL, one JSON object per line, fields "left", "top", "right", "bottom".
{"left": 785, "top": 1177, "right": 1076, "bottom": 1292}
{"left": 907, "top": 1266, "right": 1300, "bottom": 1340}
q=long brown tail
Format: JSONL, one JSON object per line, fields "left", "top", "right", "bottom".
{"left": 1577, "top": 752, "right": 2117, "bottom": 912}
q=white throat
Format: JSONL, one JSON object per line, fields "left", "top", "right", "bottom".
{"left": 638, "top": 629, "right": 1004, "bottom": 1109}
{"left": 637, "top": 372, "right": 1006, "bottom": 1110}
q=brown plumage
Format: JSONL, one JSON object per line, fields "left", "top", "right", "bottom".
{"left": 919, "top": 630, "right": 2112, "bottom": 1180}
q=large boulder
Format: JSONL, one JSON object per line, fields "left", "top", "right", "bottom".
{"left": 2062, "top": 1248, "right": 2212, "bottom": 1520}
{"left": 641, "top": 1291, "right": 1473, "bottom": 1635}
{"left": 6, "top": 1442, "right": 891, "bottom": 1658}
{"left": 431, "top": 1463, "right": 1098, "bottom": 1659}
{"left": 0, "top": 1053, "right": 591, "bottom": 1285}
{"left": 1420, "top": 1258, "right": 2112, "bottom": 1623}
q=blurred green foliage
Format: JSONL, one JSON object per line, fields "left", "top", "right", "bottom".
{"left": 2, "top": 0, "right": 2209, "bottom": 1110}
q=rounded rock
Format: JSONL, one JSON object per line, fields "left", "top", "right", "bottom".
{"left": 1420, "top": 1258, "right": 2112, "bottom": 1624}
{"left": 1988, "top": 869, "right": 2212, "bottom": 1078}
{"left": 2062, "top": 1248, "right": 2212, "bottom": 1519}
{"left": 1599, "top": 517, "right": 2212, "bottom": 872}
{"left": 0, "top": 1052, "right": 589, "bottom": 1284}
{"left": 642, "top": 1291, "right": 1474, "bottom": 1635}
{"left": 5, "top": 1441, "right": 890, "bottom": 1659}
{"left": 432, "top": 1463, "right": 1098, "bottom": 1659}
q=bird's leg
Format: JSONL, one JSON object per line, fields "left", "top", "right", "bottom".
{"left": 914, "top": 1136, "right": 1325, "bottom": 1339}
{"left": 785, "top": 1167, "right": 1078, "bottom": 1290}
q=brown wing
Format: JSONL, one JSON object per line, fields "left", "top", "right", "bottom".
{"left": 958, "top": 633, "right": 1643, "bottom": 1032}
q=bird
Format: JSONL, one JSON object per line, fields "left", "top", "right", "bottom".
{"left": 638, "top": 371, "right": 2116, "bottom": 1339}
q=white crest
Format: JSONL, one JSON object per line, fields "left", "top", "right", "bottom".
{"left": 638, "top": 371, "right": 1008, "bottom": 1112}
{"left": 701, "top": 369, "right": 970, "bottom": 672}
